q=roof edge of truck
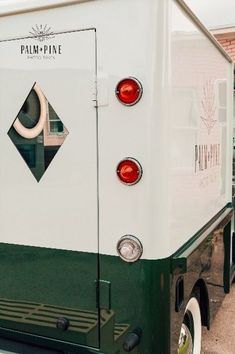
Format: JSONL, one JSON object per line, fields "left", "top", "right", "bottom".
{"left": 0, "top": 0, "right": 233, "bottom": 64}
{"left": 0, "top": 0, "right": 94, "bottom": 17}
{"left": 176, "top": 0, "right": 233, "bottom": 63}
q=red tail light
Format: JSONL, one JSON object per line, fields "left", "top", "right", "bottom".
{"left": 117, "top": 158, "right": 143, "bottom": 185}
{"left": 116, "top": 78, "right": 143, "bottom": 106}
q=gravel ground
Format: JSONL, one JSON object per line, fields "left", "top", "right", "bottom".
{"left": 201, "top": 283, "right": 235, "bottom": 354}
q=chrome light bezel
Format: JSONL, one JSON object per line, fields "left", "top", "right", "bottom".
{"left": 116, "top": 157, "right": 143, "bottom": 186}
{"left": 115, "top": 77, "right": 143, "bottom": 106}
{"left": 116, "top": 235, "right": 143, "bottom": 263}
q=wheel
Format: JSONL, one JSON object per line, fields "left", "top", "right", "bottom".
{"left": 178, "top": 297, "right": 201, "bottom": 354}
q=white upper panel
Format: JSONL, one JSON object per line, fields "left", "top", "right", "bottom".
{"left": 0, "top": 0, "right": 232, "bottom": 260}
{"left": 0, "top": 0, "right": 90, "bottom": 15}
{"left": 168, "top": 1, "right": 233, "bottom": 255}
{"left": 0, "top": 30, "right": 98, "bottom": 253}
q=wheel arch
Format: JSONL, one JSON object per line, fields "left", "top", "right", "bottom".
{"left": 192, "top": 278, "right": 210, "bottom": 329}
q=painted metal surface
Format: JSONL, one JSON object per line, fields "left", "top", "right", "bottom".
{"left": 0, "top": 29, "right": 98, "bottom": 253}
{"left": 169, "top": 1, "right": 233, "bottom": 260}
{"left": 0, "top": 29, "right": 99, "bottom": 348}
{"left": 0, "top": 0, "right": 233, "bottom": 353}
{"left": 0, "top": 246, "right": 99, "bottom": 348}
{"left": 99, "top": 255, "right": 172, "bottom": 354}
{"left": 0, "top": 0, "right": 232, "bottom": 261}
{"left": 0, "top": 213, "right": 231, "bottom": 353}
{"left": 0, "top": 0, "right": 93, "bottom": 17}
{"left": 0, "top": 245, "right": 171, "bottom": 353}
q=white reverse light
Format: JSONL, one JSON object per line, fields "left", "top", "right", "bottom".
{"left": 117, "top": 235, "right": 143, "bottom": 262}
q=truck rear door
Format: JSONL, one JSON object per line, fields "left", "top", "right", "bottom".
{"left": 0, "top": 29, "right": 99, "bottom": 348}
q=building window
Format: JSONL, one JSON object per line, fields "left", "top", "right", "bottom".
{"left": 48, "top": 103, "right": 64, "bottom": 134}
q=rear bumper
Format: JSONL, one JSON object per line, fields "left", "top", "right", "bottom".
{"left": 0, "top": 330, "right": 103, "bottom": 354}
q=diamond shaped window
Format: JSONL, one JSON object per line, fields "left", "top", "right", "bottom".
{"left": 8, "top": 83, "right": 68, "bottom": 182}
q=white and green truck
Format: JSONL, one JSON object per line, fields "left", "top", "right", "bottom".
{"left": 0, "top": 0, "right": 233, "bottom": 353}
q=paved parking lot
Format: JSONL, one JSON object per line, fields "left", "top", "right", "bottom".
{"left": 202, "top": 283, "right": 235, "bottom": 354}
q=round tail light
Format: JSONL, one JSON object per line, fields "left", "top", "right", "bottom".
{"left": 115, "top": 78, "right": 143, "bottom": 106}
{"left": 117, "top": 158, "right": 142, "bottom": 185}
{"left": 117, "top": 235, "right": 143, "bottom": 262}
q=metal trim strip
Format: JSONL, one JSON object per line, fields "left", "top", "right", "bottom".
{"left": 172, "top": 206, "right": 233, "bottom": 273}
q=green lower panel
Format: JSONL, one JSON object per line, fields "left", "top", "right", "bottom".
{"left": 99, "top": 255, "right": 171, "bottom": 354}
{"left": 0, "top": 243, "right": 172, "bottom": 354}
{"left": 0, "top": 243, "right": 99, "bottom": 348}
{"left": 0, "top": 207, "right": 232, "bottom": 354}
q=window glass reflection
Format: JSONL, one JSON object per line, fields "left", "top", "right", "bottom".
{"left": 8, "top": 83, "right": 68, "bottom": 182}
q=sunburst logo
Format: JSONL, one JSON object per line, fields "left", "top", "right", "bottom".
{"left": 29, "top": 24, "right": 55, "bottom": 42}
{"left": 200, "top": 81, "right": 217, "bottom": 135}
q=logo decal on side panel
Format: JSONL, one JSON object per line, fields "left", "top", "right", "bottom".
{"left": 195, "top": 80, "right": 220, "bottom": 175}
{"left": 200, "top": 81, "right": 217, "bottom": 135}
{"left": 8, "top": 83, "right": 69, "bottom": 182}
{"left": 29, "top": 25, "right": 55, "bottom": 42}
{"left": 20, "top": 25, "right": 62, "bottom": 61}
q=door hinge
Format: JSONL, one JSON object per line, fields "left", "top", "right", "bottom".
{"left": 94, "top": 74, "right": 109, "bottom": 108}
{"left": 92, "top": 76, "right": 98, "bottom": 108}
{"left": 96, "top": 279, "right": 111, "bottom": 310}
